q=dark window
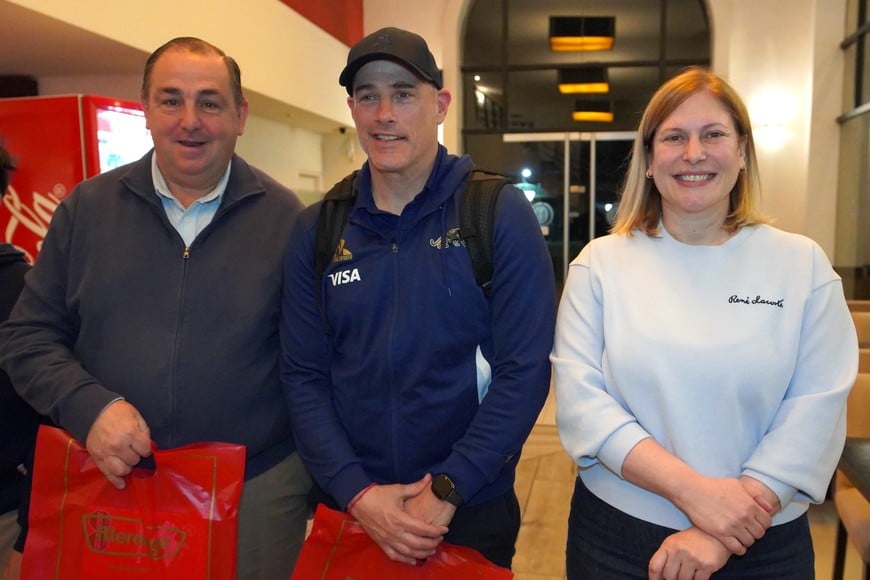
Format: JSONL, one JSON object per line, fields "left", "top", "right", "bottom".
{"left": 462, "top": 0, "right": 711, "bottom": 136}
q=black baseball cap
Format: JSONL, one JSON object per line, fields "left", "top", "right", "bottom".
{"left": 339, "top": 27, "right": 443, "bottom": 95}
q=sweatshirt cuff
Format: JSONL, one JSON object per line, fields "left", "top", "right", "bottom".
{"left": 327, "top": 463, "right": 372, "bottom": 510}
{"left": 741, "top": 469, "right": 797, "bottom": 509}
{"left": 598, "top": 422, "right": 650, "bottom": 478}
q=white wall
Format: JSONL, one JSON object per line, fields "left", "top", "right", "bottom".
{"left": 322, "top": 128, "right": 369, "bottom": 193}
{"left": 236, "top": 115, "right": 322, "bottom": 202}
{"left": 708, "top": 0, "right": 843, "bottom": 255}
{"left": 39, "top": 75, "right": 141, "bottom": 102}
{"left": 806, "top": 1, "right": 848, "bottom": 255}
{"left": 712, "top": 0, "right": 814, "bottom": 233}
{"left": 9, "top": 0, "right": 352, "bottom": 130}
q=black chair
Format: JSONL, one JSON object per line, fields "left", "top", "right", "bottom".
{"left": 832, "top": 373, "right": 870, "bottom": 580}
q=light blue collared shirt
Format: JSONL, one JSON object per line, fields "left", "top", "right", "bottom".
{"left": 151, "top": 153, "right": 230, "bottom": 247}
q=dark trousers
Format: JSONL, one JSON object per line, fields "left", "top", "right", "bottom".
{"left": 567, "top": 476, "right": 815, "bottom": 579}
{"left": 310, "top": 484, "right": 520, "bottom": 569}
{"left": 444, "top": 489, "right": 521, "bottom": 569}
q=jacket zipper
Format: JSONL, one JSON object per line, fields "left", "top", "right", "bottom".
{"left": 168, "top": 245, "right": 192, "bottom": 445}
{"left": 389, "top": 238, "right": 401, "bottom": 479}
{"left": 147, "top": 191, "right": 247, "bottom": 447}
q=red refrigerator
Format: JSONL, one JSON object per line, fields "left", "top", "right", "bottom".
{"left": 0, "top": 94, "right": 152, "bottom": 262}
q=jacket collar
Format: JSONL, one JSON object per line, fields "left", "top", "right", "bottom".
{"left": 353, "top": 145, "right": 474, "bottom": 226}
{"left": 121, "top": 151, "right": 265, "bottom": 210}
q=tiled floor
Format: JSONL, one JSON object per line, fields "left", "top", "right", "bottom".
{"left": 513, "top": 388, "right": 865, "bottom": 579}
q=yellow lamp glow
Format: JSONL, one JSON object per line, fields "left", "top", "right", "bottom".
{"left": 572, "top": 100, "right": 613, "bottom": 122}
{"left": 558, "top": 67, "right": 609, "bottom": 94}
{"left": 549, "top": 16, "right": 615, "bottom": 52}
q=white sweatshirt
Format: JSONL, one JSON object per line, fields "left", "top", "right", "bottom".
{"left": 552, "top": 223, "right": 858, "bottom": 530}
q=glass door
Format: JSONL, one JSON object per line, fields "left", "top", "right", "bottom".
{"left": 502, "top": 131, "right": 635, "bottom": 289}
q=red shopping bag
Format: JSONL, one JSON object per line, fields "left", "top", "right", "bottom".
{"left": 22, "top": 425, "right": 245, "bottom": 579}
{"left": 292, "top": 504, "right": 514, "bottom": 579}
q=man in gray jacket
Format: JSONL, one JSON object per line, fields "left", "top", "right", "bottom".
{"left": 0, "top": 37, "right": 310, "bottom": 579}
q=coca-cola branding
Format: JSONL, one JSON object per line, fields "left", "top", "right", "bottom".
{"left": 1, "top": 183, "right": 65, "bottom": 263}
{"left": 0, "top": 94, "right": 151, "bottom": 263}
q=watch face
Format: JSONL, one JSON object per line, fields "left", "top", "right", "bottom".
{"left": 432, "top": 474, "right": 454, "bottom": 499}
{"left": 432, "top": 474, "right": 461, "bottom": 506}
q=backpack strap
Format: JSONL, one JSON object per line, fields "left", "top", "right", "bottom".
{"left": 314, "top": 168, "right": 508, "bottom": 334}
{"left": 458, "top": 169, "right": 512, "bottom": 296}
{"left": 314, "top": 170, "right": 359, "bottom": 333}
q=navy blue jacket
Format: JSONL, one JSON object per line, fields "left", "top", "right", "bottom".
{"left": 281, "top": 147, "right": 556, "bottom": 509}
{"left": 0, "top": 153, "right": 303, "bottom": 478}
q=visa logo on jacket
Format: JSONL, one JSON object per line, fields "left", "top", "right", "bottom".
{"left": 329, "top": 268, "right": 361, "bottom": 286}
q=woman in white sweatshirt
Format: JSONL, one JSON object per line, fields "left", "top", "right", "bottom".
{"left": 552, "top": 67, "right": 858, "bottom": 580}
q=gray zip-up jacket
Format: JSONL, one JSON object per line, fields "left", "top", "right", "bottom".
{"left": 0, "top": 152, "right": 303, "bottom": 478}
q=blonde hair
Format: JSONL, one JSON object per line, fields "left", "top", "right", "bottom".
{"left": 611, "top": 67, "right": 769, "bottom": 236}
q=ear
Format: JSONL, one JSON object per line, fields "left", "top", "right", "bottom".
{"left": 236, "top": 98, "right": 250, "bottom": 136}
{"left": 738, "top": 136, "right": 747, "bottom": 170}
{"left": 140, "top": 94, "right": 151, "bottom": 130}
{"left": 435, "top": 89, "right": 452, "bottom": 123}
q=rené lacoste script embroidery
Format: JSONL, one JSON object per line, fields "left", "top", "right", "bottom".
{"left": 728, "top": 295, "right": 784, "bottom": 308}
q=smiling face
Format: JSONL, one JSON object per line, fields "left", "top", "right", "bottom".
{"left": 648, "top": 90, "right": 746, "bottom": 225}
{"left": 347, "top": 59, "right": 450, "bottom": 183}
{"left": 141, "top": 47, "right": 248, "bottom": 199}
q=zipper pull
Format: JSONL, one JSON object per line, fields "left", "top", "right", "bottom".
{"left": 391, "top": 241, "right": 398, "bottom": 253}
{"left": 183, "top": 247, "right": 190, "bottom": 259}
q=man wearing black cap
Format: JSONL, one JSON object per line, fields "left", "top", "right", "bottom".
{"left": 281, "top": 27, "right": 556, "bottom": 569}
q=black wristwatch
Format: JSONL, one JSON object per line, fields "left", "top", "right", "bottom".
{"left": 431, "top": 473, "right": 463, "bottom": 507}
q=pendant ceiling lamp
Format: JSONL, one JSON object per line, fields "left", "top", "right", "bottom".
{"left": 572, "top": 100, "right": 614, "bottom": 122}
{"left": 549, "top": 16, "right": 616, "bottom": 52}
{"left": 558, "top": 67, "right": 609, "bottom": 94}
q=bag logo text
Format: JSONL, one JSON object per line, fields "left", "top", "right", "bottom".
{"left": 83, "top": 512, "right": 186, "bottom": 560}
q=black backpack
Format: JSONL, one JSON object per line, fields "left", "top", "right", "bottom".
{"left": 314, "top": 169, "right": 511, "bottom": 331}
